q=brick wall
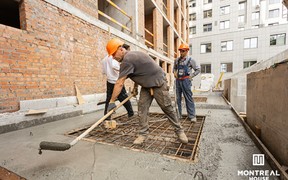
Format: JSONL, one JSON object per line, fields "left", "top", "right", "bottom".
{"left": 0, "top": 0, "right": 108, "bottom": 112}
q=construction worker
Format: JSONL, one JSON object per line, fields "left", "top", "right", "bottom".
{"left": 106, "top": 38, "right": 188, "bottom": 145}
{"left": 173, "top": 43, "right": 200, "bottom": 122}
{"left": 102, "top": 44, "right": 134, "bottom": 119}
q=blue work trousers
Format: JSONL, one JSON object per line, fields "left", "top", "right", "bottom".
{"left": 175, "top": 78, "right": 195, "bottom": 118}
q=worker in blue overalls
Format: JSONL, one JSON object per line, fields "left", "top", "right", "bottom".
{"left": 173, "top": 43, "right": 200, "bottom": 122}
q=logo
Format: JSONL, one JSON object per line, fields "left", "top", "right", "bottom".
{"left": 253, "top": 154, "right": 265, "bottom": 166}
{"left": 238, "top": 154, "right": 280, "bottom": 179}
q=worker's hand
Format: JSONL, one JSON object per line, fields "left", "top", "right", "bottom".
{"left": 132, "top": 87, "right": 138, "bottom": 97}
{"left": 189, "top": 74, "right": 195, "bottom": 81}
{"left": 107, "top": 102, "right": 116, "bottom": 112}
{"left": 174, "top": 72, "right": 178, "bottom": 78}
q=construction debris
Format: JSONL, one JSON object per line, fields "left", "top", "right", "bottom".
{"left": 25, "top": 109, "right": 48, "bottom": 116}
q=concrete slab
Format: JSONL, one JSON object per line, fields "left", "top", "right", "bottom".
{"left": 0, "top": 93, "right": 279, "bottom": 180}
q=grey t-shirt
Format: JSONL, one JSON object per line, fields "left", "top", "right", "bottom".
{"left": 119, "top": 51, "right": 165, "bottom": 88}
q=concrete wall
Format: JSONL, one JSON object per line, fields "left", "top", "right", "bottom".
{"left": 225, "top": 48, "right": 288, "bottom": 112}
{"left": 223, "top": 79, "right": 231, "bottom": 101}
{"left": 247, "top": 63, "right": 288, "bottom": 166}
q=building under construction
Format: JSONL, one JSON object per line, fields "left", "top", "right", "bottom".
{"left": 0, "top": 0, "right": 287, "bottom": 179}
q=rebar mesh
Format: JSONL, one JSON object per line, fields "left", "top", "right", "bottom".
{"left": 66, "top": 113, "right": 205, "bottom": 161}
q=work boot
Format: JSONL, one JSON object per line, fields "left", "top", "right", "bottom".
{"left": 189, "top": 117, "right": 197, "bottom": 123}
{"left": 128, "top": 113, "right": 134, "bottom": 120}
{"left": 176, "top": 132, "right": 188, "bottom": 144}
{"left": 133, "top": 135, "right": 146, "bottom": 145}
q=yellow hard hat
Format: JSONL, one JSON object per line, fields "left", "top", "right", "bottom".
{"left": 106, "top": 38, "right": 124, "bottom": 55}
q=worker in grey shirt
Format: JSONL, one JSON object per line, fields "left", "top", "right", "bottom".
{"left": 105, "top": 38, "right": 188, "bottom": 145}
{"left": 173, "top": 43, "right": 200, "bottom": 122}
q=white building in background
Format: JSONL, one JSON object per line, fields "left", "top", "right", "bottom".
{"left": 188, "top": 0, "right": 288, "bottom": 87}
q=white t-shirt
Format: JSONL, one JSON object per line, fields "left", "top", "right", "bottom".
{"left": 102, "top": 55, "right": 120, "bottom": 84}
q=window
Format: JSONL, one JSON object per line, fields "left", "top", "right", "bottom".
{"left": 204, "top": 0, "right": 212, "bottom": 4}
{"left": 201, "top": 43, "right": 212, "bottom": 53}
{"left": 269, "top": 9, "right": 279, "bottom": 18}
{"left": 252, "top": 12, "right": 260, "bottom": 20}
{"left": 203, "top": 9, "right": 212, "bottom": 18}
{"left": 189, "top": 26, "right": 196, "bottom": 34}
{"left": 0, "top": 0, "right": 21, "bottom": 29}
{"left": 238, "top": 15, "right": 245, "bottom": 23}
{"left": 203, "top": 23, "right": 212, "bottom": 32}
{"left": 244, "top": 37, "right": 258, "bottom": 48}
{"left": 239, "top": 1, "right": 246, "bottom": 10}
{"left": 190, "top": 0, "right": 196, "bottom": 7}
{"left": 201, "top": 64, "right": 211, "bottom": 73}
{"left": 189, "top": 13, "right": 196, "bottom": 21}
{"left": 243, "top": 61, "right": 257, "bottom": 68}
{"left": 220, "top": 20, "right": 230, "bottom": 29}
{"left": 220, "top": 6, "right": 230, "bottom": 15}
{"left": 269, "top": 0, "right": 280, "bottom": 4}
{"left": 252, "top": 0, "right": 260, "bottom": 6}
{"left": 221, "top": 41, "right": 233, "bottom": 51}
{"left": 221, "top": 63, "right": 233, "bottom": 72}
{"left": 270, "top": 33, "right": 286, "bottom": 46}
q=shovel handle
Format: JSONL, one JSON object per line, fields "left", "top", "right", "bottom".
{"left": 69, "top": 94, "right": 134, "bottom": 146}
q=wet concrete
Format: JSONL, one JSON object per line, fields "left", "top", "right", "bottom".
{"left": 0, "top": 93, "right": 277, "bottom": 180}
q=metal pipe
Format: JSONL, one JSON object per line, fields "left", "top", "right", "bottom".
{"left": 98, "top": 10, "right": 132, "bottom": 33}
{"left": 106, "top": 0, "right": 132, "bottom": 20}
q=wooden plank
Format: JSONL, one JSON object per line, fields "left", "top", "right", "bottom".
{"left": 75, "top": 85, "right": 85, "bottom": 105}
{"left": 0, "top": 166, "right": 26, "bottom": 180}
{"left": 25, "top": 109, "right": 48, "bottom": 116}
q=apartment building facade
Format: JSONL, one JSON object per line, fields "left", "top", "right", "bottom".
{"left": 0, "top": 0, "right": 189, "bottom": 113}
{"left": 188, "top": 0, "right": 288, "bottom": 86}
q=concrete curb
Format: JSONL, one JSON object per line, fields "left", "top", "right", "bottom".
{"left": 0, "top": 110, "right": 83, "bottom": 134}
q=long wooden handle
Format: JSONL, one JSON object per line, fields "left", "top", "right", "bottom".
{"left": 69, "top": 94, "right": 134, "bottom": 146}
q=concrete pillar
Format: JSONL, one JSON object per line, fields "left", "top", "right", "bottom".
{"left": 176, "top": 7, "right": 181, "bottom": 36}
{"left": 155, "top": 57, "right": 160, "bottom": 66}
{"left": 153, "top": 7, "right": 163, "bottom": 53}
{"left": 136, "top": 0, "right": 145, "bottom": 45}
{"left": 167, "top": 26, "right": 174, "bottom": 59}
{"left": 167, "top": 0, "right": 174, "bottom": 22}
{"left": 162, "top": 61, "right": 167, "bottom": 72}
{"left": 176, "top": 37, "right": 181, "bottom": 57}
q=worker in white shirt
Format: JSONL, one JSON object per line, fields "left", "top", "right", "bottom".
{"left": 102, "top": 44, "right": 134, "bottom": 119}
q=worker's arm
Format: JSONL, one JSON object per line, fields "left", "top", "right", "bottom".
{"left": 132, "top": 83, "right": 138, "bottom": 96}
{"left": 110, "top": 76, "right": 127, "bottom": 103}
{"left": 189, "top": 59, "right": 200, "bottom": 78}
{"left": 107, "top": 76, "right": 127, "bottom": 112}
{"left": 173, "top": 59, "right": 178, "bottom": 78}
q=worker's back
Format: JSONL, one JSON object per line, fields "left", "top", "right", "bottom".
{"left": 119, "top": 51, "right": 165, "bottom": 88}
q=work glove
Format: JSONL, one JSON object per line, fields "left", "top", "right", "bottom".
{"left": 132, "top": 87, "right": 138, "bottom": 97}
{"left": 107, "top": 102, "right": 116, "bottom": 112}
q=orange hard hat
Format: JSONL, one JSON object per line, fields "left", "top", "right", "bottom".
{"left": 178, "top": 43, "right": 189, "bottom": 50}
{"left": 106, "top": 38, "right": 124, "bottom": 55}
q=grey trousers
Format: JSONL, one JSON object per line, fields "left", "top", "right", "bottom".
{"left": 137, "top": 81, "right": 184, "bottom": 135}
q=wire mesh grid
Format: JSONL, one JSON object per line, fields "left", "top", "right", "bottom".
{"left": 66, "top": 113, "right": 205, "bottom": 161}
